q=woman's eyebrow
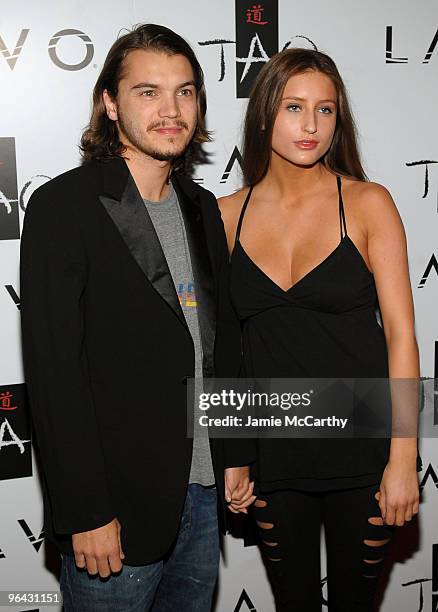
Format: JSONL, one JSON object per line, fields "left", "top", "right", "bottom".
{"left": 282, "top": 96, "right": 337, "bottom": 104}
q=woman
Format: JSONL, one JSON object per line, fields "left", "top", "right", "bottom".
{"left": 219, "top": 49, "right": 420, "bottom": 611}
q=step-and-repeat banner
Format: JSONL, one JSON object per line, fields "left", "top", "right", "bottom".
{"left": 1, "top": 1, "right": 437, "bottom": 610}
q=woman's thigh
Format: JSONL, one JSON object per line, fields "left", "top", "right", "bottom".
{"left": 251, "top": 488, "right": 324, "bottom": 612}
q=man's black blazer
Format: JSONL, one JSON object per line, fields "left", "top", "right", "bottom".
{"left": 20, "top": 156, "right": 255, "bottom": 565}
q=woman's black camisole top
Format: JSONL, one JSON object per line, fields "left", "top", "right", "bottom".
{"left": 230, "top": 176, "right": 401, "bottom": 492}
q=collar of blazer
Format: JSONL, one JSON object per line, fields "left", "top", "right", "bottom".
{"left": 97, "top": 156, "right": 216, "bottom": 375}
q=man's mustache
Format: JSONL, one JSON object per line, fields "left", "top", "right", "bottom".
{"left": 147, "top": 120, "right": 189, "bottom": 132}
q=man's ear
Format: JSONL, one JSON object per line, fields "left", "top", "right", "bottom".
{"left": 103, "top": 89, "right": 118, "bottom": 121}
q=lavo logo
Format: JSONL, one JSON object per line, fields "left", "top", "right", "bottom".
{"left": 418, "top": 254, "right": 438, "bottom": 289}
{"left": 18, "top": 519, "right": 45, "bottom": 553}
{"left": 5, "top": 285, "right": 20, "bottom": 310}
{"left": 386, "top": 26, "right": 438, "bottom": 63}
{"left": 420, "top": 463, "right": 438, "bottom": 490}
{"left": 233, "top": 589, "right": 257, "bottom": 611}
{"left": 0, "top": 28, "right": 94, "bottom": 71}
{"left": 221, "top": 146, "right": 243, "bottom": 184}
{"left": 192, "top": 145, "right": 243, "bottom": 186}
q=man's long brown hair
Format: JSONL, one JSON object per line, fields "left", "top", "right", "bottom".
{"left": 80, "top": 23, "right": 211, "bottom": 174}
{"left": 242, "top": 48, "right": 367, "bottom": 185}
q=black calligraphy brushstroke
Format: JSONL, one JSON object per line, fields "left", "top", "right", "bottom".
{"left": 401, "top": 578, "right": 432, "bottom": 611}
{"left": 406, "top": 160, "right": 438, "bottom": 201}
{"left": 19, "top": 174, "right": 51, "bottom": 212}
{"left": 406, "top": 160, "right": 438, "bottom": 166}
{"left": 282, "top": 35, "right": 318, "bottom": 51}
{"left": 198, "top": 39, "right": 235, "bottom": 81}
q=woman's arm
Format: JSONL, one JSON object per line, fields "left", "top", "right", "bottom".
{"left": 215, "top": 191, "right": 258, "bottom": 513}
{"left": 361, "top": 182, "right": 420, "bottom": 527}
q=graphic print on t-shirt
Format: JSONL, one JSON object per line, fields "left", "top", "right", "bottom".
{"left": 178, "top": 281, "right": 197, "bottom": 308}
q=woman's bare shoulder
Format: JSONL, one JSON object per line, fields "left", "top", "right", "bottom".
{"left": 342, "top": 177, "right": 402, "bottom": 231}
{"left": 218, "top": 187, "right": 250, "bottom": 216}
{"left": 218, "top": 187, "right": 251, "bottom": 231}
{"left": 342, "top": 176, "right": 392, "bottom": 204}
{"left": 217, "top": 187, "right": 250, "bottom": 249}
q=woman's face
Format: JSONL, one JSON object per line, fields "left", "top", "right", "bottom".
{"left": 271, "top": 70, "right": 338, "bottom": 167}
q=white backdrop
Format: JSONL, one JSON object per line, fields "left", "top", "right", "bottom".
{"left": 1, "top": 1, "right": 437, "bottom": 610}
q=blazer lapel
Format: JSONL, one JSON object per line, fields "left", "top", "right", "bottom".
{"left": 98, "top": 159, "right": 187, "bottom": 330}
{"left": 172, "top": 176, "right": 217, "bottom": 376}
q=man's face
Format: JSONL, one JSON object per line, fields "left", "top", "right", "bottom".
{"left": 106, "top": 49, "right": 198, "bottom": 161}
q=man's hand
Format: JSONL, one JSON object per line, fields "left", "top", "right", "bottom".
{"left": 72, "top": 518, "right": 125, "bottom": 578}
{"left": 225, "top": 466, "right": 256, "bottom": 514}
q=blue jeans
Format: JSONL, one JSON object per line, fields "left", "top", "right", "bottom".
{"left": 60, "top": 484, "right": 219, "bottom": 611}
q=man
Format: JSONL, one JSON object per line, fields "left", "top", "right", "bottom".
{"left": 20, "top": 24, "right": 255, "bottom": 611}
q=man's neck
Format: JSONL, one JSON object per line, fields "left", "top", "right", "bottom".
{"left": 122, "top": 150, "right": 173, "bottom": 202}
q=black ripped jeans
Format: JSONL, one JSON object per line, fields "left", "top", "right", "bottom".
{"left": 251, "top": 484, "right": 393, "bottom": 612}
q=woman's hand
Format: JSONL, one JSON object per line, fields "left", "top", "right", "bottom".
{"left": 225, "top": 466, "right": 257, "bottom": 514}
{"left": 377, "top": 460, "right": 420, "bottom": 526}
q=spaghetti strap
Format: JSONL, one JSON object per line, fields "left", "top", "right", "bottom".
{"left": 337, "top": 176, "right": 348, "bottom": 238}
{"left": 235, "top": 186, "right": 254, "bottom": 245}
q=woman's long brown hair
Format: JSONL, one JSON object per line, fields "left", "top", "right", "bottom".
{"left": 242, "top": 48, "right": 367, "bottom": 185}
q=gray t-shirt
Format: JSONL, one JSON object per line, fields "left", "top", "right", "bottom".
{"left": 143, "top": 185, "right": 215, "bottom": 486}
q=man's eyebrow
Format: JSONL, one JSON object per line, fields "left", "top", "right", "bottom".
{"left": 282, "top": 96, "right": 337, "bottom": 104}
{"left": 131, "top": 80, "right": 197, "bottom": 90}
{"left": 177, "top": 80, "right": 196, "bottom": 89}
{"left": 132, "top": 82, "right": 157, "bottom": 90}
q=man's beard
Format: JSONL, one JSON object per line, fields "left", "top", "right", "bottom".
{"left": 117, "top": 112, "right": 192, "bottom": 162}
